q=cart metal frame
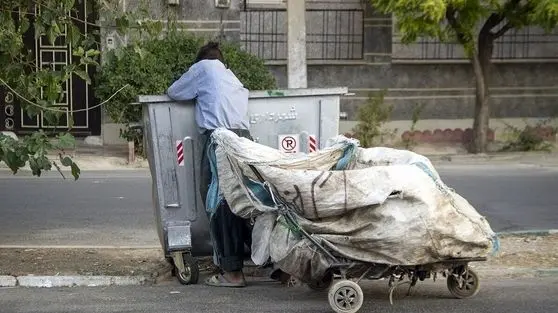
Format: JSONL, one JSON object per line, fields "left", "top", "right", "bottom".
{"left": 250, "top": 165, "right": 487, "bottom": 313}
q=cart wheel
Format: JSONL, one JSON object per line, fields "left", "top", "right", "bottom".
{"left": 176, "top": 254, "right": 199, "bottom": 285}
{"left": 308, "top": 271, "right": 334, "bottom": 291}
{"left": 447, "top": 267, "right": 480, "bottom": 299}
{"left": 328, "top": 280, "right": 364, "bottom": 313}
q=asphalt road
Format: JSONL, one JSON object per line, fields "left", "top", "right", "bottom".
{"left": 439, "top": 164, "right": 558, "bottom": 232}
{"left": 0, "top": 164, "right": 557, "bottom": 247}
{"left": 0, "top": 171, "right": 158, "bottom": 247}
{"left": 1, "top": 277, "right": 557, "bottom": 313}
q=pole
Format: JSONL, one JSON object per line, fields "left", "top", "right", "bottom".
{"left": 286, "top": 0, "right": 307, "bottom": 89}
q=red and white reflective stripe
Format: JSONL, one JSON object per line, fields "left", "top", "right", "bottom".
{"left": 176, "top": 140, "right": 184, "bottom": 166}
{"left": 308, "top": 135, "right": 317, "bottom": 152}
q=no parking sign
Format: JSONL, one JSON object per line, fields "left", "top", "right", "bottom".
{"left": 278, "top": 134, "right": 300, "bottom": 154}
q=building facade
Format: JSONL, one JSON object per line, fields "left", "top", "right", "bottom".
{"left": 3, "top": 0, "right": 557, "bottom": 146}
{"left": 101, "top": 0, "right": 558, "bottom": 145}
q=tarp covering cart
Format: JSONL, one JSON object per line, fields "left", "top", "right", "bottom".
{"left": 210, "top": 128, "right": 499, "bottom": 313}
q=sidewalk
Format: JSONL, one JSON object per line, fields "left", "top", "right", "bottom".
{"left": 2, "top": 142, "right": 558, "bottom": 173}
{"left": 0, "top": 142, "right": 149, "bottom": 172}
{"left": 412, "top": 144, "right": 558, "bottom": 166}
{"left": 47, "top": 149, "right": 558, "bottom": 171}
{"left": 427, "top": 151, "right": 558, "bottom": 166}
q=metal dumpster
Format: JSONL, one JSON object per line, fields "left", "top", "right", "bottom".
{"left": 139, "top": 87, "right": 348, "bottom": 284}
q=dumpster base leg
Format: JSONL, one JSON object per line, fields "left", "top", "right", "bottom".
{"left": 171, "top": 251, "right": 200, "bottom": 285}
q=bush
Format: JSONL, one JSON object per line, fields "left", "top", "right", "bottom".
{"left": 501, "top": 120, "right": 556, "bottom": 152}
{"left": 95, "top": 32, "right": 276, "bottom": 154}
{"left": 401, "top": 103, "right": 425, "bottom": 149}
{"left": 352, "top": 91, "right": 395, "bottom": 148}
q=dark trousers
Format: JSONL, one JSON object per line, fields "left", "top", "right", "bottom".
{"left": 200, "top": 129, "right": 252, "bottom": 273}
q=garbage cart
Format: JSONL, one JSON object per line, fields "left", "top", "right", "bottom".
{"left": 139, "top": 87, "right": 348, "bottom": 284}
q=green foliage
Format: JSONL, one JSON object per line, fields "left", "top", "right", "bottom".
{"left": 120, "top": 124, "right": 144, "bottom": 158}
{"left": 0, "top": 131, "right": 79, "bottom": 179}
{"left": 95, "top": 32, "right": 276, "bottom": 154}
{"left": 402, "top": 103, "right": 425, "bottom": 149}
{"left": 501, "top": 119, "right": 556, "bottom": 152}
{"left": 352, "top": 91, "right": 395, "bottom": 148}
{"left": 0, "top": 0, "right": 161, "bottom": 177}
{"left": 370, "top": 0, "right": 558, "bottom": 51}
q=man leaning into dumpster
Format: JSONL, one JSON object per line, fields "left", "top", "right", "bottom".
{"left": 166, "top": 42, "right": 252, "bottom": 288}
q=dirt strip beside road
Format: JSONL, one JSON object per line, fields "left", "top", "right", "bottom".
{"left": 1, "top": 235, "right": 556, "bottom": 282}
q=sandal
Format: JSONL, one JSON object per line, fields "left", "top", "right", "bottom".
{"left": 205, "top": 274, "right": 246, "bottom": 288}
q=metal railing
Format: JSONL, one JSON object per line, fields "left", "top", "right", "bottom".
{"left": 240, "top": 9, "right": 364, "bottom": 61}
{"left": 392, "top": 24, "right": 558, "bottom": 61}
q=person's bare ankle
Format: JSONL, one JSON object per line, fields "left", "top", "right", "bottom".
{"left": 223, "top": 271, "right": 244, "bottom": 282}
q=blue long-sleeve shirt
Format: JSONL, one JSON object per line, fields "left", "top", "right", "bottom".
{"left": 167, "top": 59, "right": 250, "bottom": 133}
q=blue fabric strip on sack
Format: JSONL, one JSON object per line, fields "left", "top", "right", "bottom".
{"left": 411, "top": 162, "right": 438, "bottom": 181}
{"left": 242, "top": 177, "right": 276, "bottom": 207}
{"left": 334, "top": 143, "right": 357, "bottom": 171}
{"left": 491, "top": 235, "right": 501, "bottom": 254}
{"left": 205, "top": 139, "right": 222, "bottom": 219}
{"left": 204, "top": 139, "right": 223, "bottom": 266}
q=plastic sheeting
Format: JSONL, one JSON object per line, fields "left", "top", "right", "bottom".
{"left": 210, "top": 129, "right": 497, "bottom": 282}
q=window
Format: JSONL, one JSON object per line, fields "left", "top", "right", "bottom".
{"left": 240, "top": 8, "right": 364, "bottom": 61}
{"left": 391, "top": 18, "right": 558, "bottom": 62}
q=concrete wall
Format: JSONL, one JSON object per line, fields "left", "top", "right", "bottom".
{"left": 268, "top": 62, "right": 558, "bottom": 121}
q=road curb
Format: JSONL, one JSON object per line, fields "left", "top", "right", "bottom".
{"left": 0, "top": 275, "right": 17, "bottom": 287}
{"left": 474, "top": 267, "right": 558, "bottom": 279}
{"left": 4, "top": 275, "right": 152, "bottom": 288}
{"left": 496, "top": 229, "right": 558, "bottom": 237}
{"left": 4, "top": 266, "right": 558, "bottom": 288}
{"left": 0, "top": 166, "right": 148, "bottom": 173}
{"left": 536, "top": 268, "right": 558, "bottom": 277}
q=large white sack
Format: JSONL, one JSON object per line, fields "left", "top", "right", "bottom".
{"left": 210, "top": 129, "right": 497, "bottom": 279}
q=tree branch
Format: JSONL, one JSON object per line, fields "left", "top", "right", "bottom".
{"left": 492, "top": 22, "right": 513, "bottom": 39}
{"left": 481, "top": 0, "right": 523, "bottom": 40}
{"left": 0, "top": 8, "right": 131, "bottom": 30}
{"left": 481, "top": 13, "right": 504, "bottom": 36}
{"left": 28, "top": 0, "right": 101, "bottom": 29}
{"left": 445, "top": 7, "right": 467, "bottom": 45}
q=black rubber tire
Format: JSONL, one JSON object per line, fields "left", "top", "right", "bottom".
{"left": 447, "top": 267, "right": 480, "bottom": 299}
{"left": 176, "top": 254, "right": 200, "bottom": 285}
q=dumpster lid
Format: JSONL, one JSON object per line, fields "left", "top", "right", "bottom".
{"left": 248, "top": 87, "right": 349, "bottom": 99}
{"left": 137, "top": 87, "right": 349, "bottom": 103}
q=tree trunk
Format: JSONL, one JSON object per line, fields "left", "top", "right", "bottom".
{"left": 470, "top": 35, "right": 493, "bottom": 153}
